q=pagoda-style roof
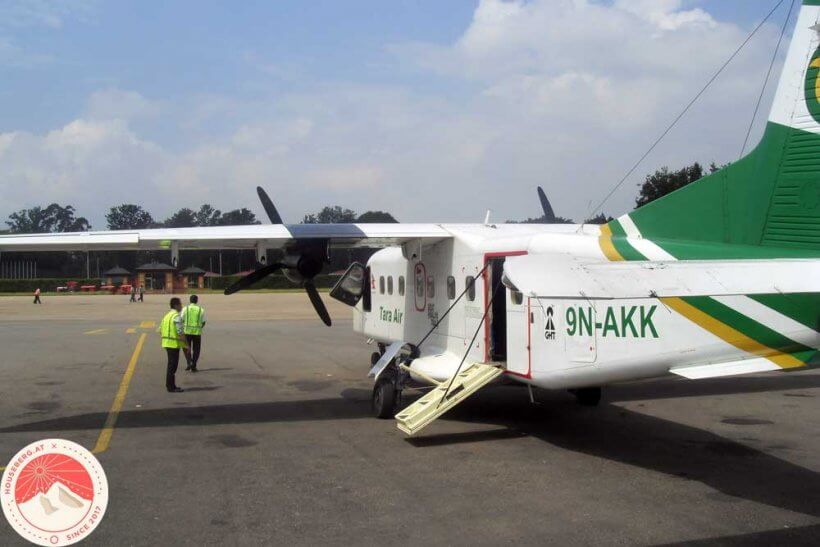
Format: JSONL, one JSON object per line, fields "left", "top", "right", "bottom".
{"left": 103, "top": 266, "right": 131, "bottom": 275}
{"left": 180, "top": 266, "right": 207, "bottom": 275}
{"left": 136, "top": 261, "right": 176, "bottom": 272}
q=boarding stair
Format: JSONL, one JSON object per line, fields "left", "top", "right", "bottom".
{"left": 395, "top": 363, "right": 503, "bottom": 436}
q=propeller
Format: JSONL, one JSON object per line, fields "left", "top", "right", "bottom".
{"left": 257, "top": 186, "right": 283, "bottom": 224}
{"left": 223, "top": 187, "right": 332, "bottom": 326}
{"left": 224, "top": 263, "right": 283, "bottom": 295}
{"left": 537, "top": 186, "right": 556, "bottom": 223}
{"left": 304, "top": 280, "right": 332, "bottom": 327}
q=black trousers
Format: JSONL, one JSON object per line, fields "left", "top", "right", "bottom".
{"left": 186, "top": 335, "right": 201, "bottom": 368}
{"left": 33, "top": 295, "right": 41, "bottom": 304}
{"left": 165, "top": 348, "right": 180, "bottom": 391}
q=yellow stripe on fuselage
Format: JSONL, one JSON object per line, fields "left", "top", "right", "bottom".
{"left": 660, "top": 297, "right": 804, "bottom": 369}
{"left": 598, "top": 224, "right": 624, "bottom": 262}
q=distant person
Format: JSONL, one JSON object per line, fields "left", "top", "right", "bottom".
{"left": 33, "top": 288, "right": 41, "bottom": 304}
{"left": 160, "top": 297, "right": 187, "bottom": 393}
{"left": 129, "top": 285, "right": 136, "bottom": 303}
{"left": 181, "top": 294, "right": 206, "bottom": 372}
{"left": 138, "top": 285, "right": 145, "bottom": 303}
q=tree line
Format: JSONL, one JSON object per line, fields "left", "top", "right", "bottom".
{"left": 3, "top": 162, "right": 718, "bottom": 234}
{"left": 0, "top": 162, "right": 719, "bottom": 278}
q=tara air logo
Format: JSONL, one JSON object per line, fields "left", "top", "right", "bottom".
{"left": 807, "top": 47, "right": 820, "bottom": 124}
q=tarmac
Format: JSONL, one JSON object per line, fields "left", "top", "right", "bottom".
{"left": 0, "top": 293, "right": 818, "bottom": 545}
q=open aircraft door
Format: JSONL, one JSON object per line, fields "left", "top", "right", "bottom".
{"left": 504, "top": 287, "right": 530, "bottom": 376}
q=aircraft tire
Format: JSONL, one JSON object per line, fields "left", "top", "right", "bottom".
{"left": 370, "top": 351, "right": 381, "bottom": 366}
{"left": 372, "top": 376, "right": 398, "bottom": 419}
{"left": 574, "top": 387, "right": 601, "bottom": 407}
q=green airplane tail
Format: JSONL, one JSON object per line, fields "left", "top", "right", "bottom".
{"left": 619, "top": 1, "right": 820, "bottom": 257}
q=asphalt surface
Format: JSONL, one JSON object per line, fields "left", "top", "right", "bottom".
{"left": 0, "top": 294, "right": 818, "bottom": 546}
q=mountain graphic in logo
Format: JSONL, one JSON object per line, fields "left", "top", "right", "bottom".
{"left": 14, "top": 453, "right": 94, "bottom": 533}
{"left": 807, "top": 48, "right": 820, "bottom": 124}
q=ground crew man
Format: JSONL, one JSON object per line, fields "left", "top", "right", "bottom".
{"left": 182, "top": 294, "right": 206, "bottom": 372}
{"left": 160, "top": 297, "right": 187, "bottom": 393}
{"left": 33, "top": 288, "right": 41, "bottom": 304}
{"left": 138, "top": 285, "right": 144, "bottom": 302}
{"left": 129, "top": 285, "right": 136, "bottom": 303}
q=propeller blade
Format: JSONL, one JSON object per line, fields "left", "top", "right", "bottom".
{"left": 224, "top": 263, "right": 282, "bottom": 295}
{"left": 257, "top": 186, "right": 283, "bottom": 224}
{"left": 537, "top": 186, "right": 556, "bottom": 223}
{"left": 304, "top": 280, "right": 332, "bottom": 327}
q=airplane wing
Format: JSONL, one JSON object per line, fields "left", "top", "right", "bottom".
{"left": 0, "top": 223, "right": 452, "bottom": 252}
{"left": 503, "top": 254, "right": 820, "bottom": 299}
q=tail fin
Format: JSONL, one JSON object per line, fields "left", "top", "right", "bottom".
{"left": 620, "top": 1, "right": 820, "bottom": 256}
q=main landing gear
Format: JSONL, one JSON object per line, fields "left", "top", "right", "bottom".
{"left": 372, "top": 373, "right": 399, "bottom": 419}
{"left": 570, "top": 387, "right": 602, "bottom": 407}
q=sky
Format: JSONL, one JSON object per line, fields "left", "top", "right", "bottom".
{"left": 0, "top": 0, "right": 803, "bottom": 228}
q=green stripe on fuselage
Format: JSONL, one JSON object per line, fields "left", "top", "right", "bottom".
{"left": 682, "top": 296, "right": 816, "bottom": 362}
{"left": 607, "top": 220, "right": 648, "bottom": 260}
{"left": 750, "top": 293, "right": 820, "bottom": 333}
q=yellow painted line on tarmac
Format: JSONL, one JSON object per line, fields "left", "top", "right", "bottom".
{"left": 140, "top": 321, "right": 155, "bottom": 329}
{"left": 126, "top": 328, "right": 136, "bottom": 334}
{"left": 92, "top": 332, "right": 147, "bottom": 455}
{"left": 83, "top": 328, "right": 108, "bottom": 335}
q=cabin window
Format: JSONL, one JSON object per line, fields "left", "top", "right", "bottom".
{"left": 387, "top": 276, "right": 393, "bottom": 295}
{"left": 447, "top": 276, "right": 456, "bottom": 300}
{"left": 379, "top": 276, "right": 385, "bottom": 295}
{"left": 398, "top": 276, "right": 405, "bottom": 296}
{"left": 416, "top": 271, "right": 425, "bottom": 298}
{"left": 427, "top": 276, "right": 435, "bottom": 298}
{"left": 511, "top": 290, "right": 523, "bottom": 305}
{"left": 466, "top": 276, "right": 476, "bottom": 301}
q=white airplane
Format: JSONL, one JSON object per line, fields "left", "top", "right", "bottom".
{"left": 2, "top": 2, "right": 819, "bottom": 435}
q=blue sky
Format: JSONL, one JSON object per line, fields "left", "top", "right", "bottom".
{"left": 0, "top": 0, "right": 804, "bottom": 226}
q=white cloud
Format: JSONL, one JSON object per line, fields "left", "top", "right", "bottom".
{"left": 85, "top": 89, "right": 162, "bottom": 122}
{"left": 0, "top": 0, "right": 96, "bottom": 29}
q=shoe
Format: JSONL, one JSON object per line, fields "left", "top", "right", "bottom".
{"left": 168, "top": 387, "right": 184, "bottom": 393}
{"left": 191, "top": 367, "right": 198, "bottom": 373}
{"left": 185, "top": 365, "right": 192, "bottom": 371}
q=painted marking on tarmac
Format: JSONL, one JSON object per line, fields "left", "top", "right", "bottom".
{"left": 84, "top": 328, "right": 108, "bottom": 335}
{"left": 92, "top": 332, "right": 147, "bottom": 454}
{"left": 140, "top": 321, "right": 155, "bottom": 329}
{"left": 126, "top": 328, "right": 136, "bottom": 334}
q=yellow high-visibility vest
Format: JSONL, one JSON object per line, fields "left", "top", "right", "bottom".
{"left": 160, "top": 310, "right": 184, "bottom": 349}
{"left": 182, "top": 304, "right": 204, "bottom": 336}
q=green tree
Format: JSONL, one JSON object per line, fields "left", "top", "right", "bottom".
{"left": 195, "top": 204, "right": 222, "bottom": 226}
{"left": 218, "top": 208, "right": 259, "bottom": 226}
{"left": 164, "top": 208, "right": 198, "bottom": 228}
{"left": 635, "top": 162, "right": 715, "bottom": 208}
{"left": 303, "top": 206, "right": 358, "bottom": 224}
{"left": 106, "top": 204, "right": 155, "bottom": 230}
{"left": 356, "top": 211, "right": 398, "bottom": 223}
{"left": 6, "top": 204, "right": 90, "bottom": 233}
{"left": 507, "top": 215, "right": 574, "bottom": 224}
{"left": 583, "top": 213, "right": 614, "bottom": 225}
